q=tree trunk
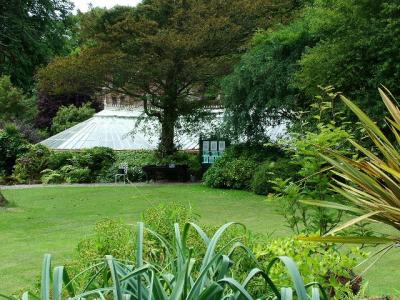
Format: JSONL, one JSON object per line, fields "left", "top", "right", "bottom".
{"left": 158, "top": 86, "right": 179, "bottom": 156}
{"left": 159, "top": 116, "right": 177, "bottom": 156}
{"left": 0, "top": 190, "right": 8, "bottom": 207}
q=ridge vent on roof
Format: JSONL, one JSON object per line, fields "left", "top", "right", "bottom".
{"left": 104, "top": 103, "right": 143, "bottom": 111}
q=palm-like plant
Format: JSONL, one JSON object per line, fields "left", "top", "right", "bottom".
{"left": 301, "top": 87, "right": 400, "bottom": 246}
{"left": 1, "top": 222, "right": 326, "bottom": 300}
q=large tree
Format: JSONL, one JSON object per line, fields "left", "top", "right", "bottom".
{"left": 38, "top": 0, "right": 298, "bottom": 155}
{"left": 223, "top": 0, "right": 400, "bottom": 140}
{"left": 222, "top": 17, "right": 314, "bottom": 141}
{"left": 0, "top": 0, "right": 75, "bottom": 90}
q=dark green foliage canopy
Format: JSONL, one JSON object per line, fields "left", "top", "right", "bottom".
{"left": 0, "top": 125, "right": 28, "bottom": 177}
{"left": 0, "top": 0, "right": 75, "bottom": 90}
{"left": 223, "top": 0, "right": 400, "bottom": 139}
{"left": 0, "top": 75, "right": 44, "bottom": 142}
{"left": 223, "top": 19, "right": 313, "bottom": 140}
{"left": 0, "top": 76, "right": 37, "bottom": 124}
{"left": 296, "top": 0, "right": 400, "bottom": 118}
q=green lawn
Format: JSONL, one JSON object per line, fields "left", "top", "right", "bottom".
{"left": 1, "top": 184, "right": 399, "bottom": 296}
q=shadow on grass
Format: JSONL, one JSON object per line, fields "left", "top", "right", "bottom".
{"left": 0, "top": 190, "right": 17, "bottom": 209}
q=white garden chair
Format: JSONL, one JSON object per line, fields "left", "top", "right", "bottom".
{"left": 115, "top": 163, "right": 129, "bottom": 184}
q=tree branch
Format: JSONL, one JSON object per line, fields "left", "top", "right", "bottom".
{"left": 143, "top": 96, "right": 162, "bottom": 119}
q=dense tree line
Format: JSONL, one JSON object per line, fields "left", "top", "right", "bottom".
{"left": 0, "top": 0, "right": 76, "bottom": 91}
{"left": 223, "top": 0, "right": 400, "bottom": 141}
{"left": 0, "top": 0, "right": 98, "bottom": 139}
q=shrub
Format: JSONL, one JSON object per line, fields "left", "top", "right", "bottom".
{"left": 223, "top": 157, "right": 257, "bottom": 189}
{"left": 74, "top": 219, "right": 135, "bottom": 271}
{"left": 203, "top": 156, "right": 258, "bottom": 189}
{"left": 75, "top": 203, "right": 197, "bottom": 263}
{"left": 40, "top": 169, "right": 64, "bottom": 184}
{"left": 12, "top": 147, "right": 114, "bottom": 184}
{"left": 273, "top": 123, "right": 351, "bottom": 236}
{"left": 47, "top": 151, "right": 74, "bottom": 170}
{"left": 252, "top": 238, "right": 366, "bottom": 298}
{"left": 142, "top": 202, "right": 199, "bottom": 240}
{"left": 70, "top": 147, "right": 115, "bottom": 181}
{"left": 46, "top": 148, "right": 115, "bottom": 183}
{"left": 251, "top": 158, "right": 299, "bottom": 195}
{"left": 203, "top": 143, "right": 287, "bottom": 190}
{"left": 13, "top": 144, "right": 51, "bottom": 183}
{"left": 0, "top": 125, "right": 28, "bottom": 177}
{"left": 51, "top": 103, "right": 95, "bottom": 134}
{"left": 84, "top": 147, "right": 115, "bottom": 178}
{"left": 60, "top": 165, "right": 91, "bottom": 183}
{"left": 98, "top": 150, "right": 156, "bottom": 182}
{"left": 272, "top": 92, "right": 353, "bottom": 236}
{"left": 68, "top": 203, "right": 198, "bottom": 288}
{"left": 225, "top": 142, "right": 285, "bottom": 162}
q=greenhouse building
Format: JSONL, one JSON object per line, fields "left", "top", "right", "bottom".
{"left": 40, "top": 96, "right": 285, "bottom": 151}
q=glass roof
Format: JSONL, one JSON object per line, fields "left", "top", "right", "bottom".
{"left": 40, "top": 107, "right": 285, "bottom": 151}
{"left": 40, "top": 107, "right": 222, "bottom": 150}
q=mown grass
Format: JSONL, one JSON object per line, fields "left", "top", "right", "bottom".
{"left": 0, "top": 184, "right": 399, "bottom": 296}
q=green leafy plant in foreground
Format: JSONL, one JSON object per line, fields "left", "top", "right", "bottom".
{"left": 69, "top": 213, "right": 365, "bottom": 297}
{"left": 273, "top": 123, "right": 350, "bottom": 236}
{"left": 1, "top": 222, "right": 327, "bottom": 300}
{"left": 300, "top": 88, "right": 400, "bottom": 250}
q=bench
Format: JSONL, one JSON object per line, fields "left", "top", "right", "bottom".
{"left": 142, "top": 164, "right": 189, "bottom": 182}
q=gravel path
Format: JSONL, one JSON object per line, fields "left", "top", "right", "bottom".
{"left": 0, "top": 182, "right": 195, "bottom": 190}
